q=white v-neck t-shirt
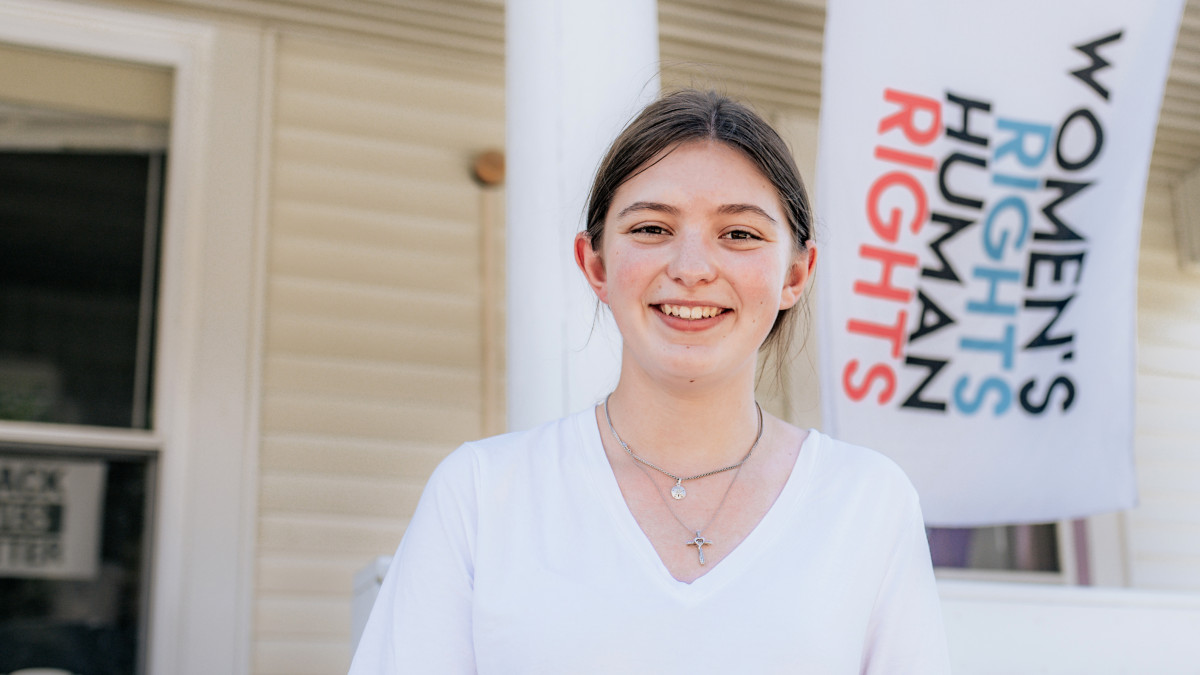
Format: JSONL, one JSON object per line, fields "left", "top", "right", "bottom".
{"left": 349, "top": 408, "right": 951, "bottom": 674}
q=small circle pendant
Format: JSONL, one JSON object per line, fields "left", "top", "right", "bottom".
{"left": 671, "top": 483, "right": 687, "bottom": 500}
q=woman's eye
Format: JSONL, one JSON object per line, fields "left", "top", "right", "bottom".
{"left": 724, "top": 229, "right": 761, "bottom": 241}
{"left": 631, "top": 224, "right": 668, "bottom": 236}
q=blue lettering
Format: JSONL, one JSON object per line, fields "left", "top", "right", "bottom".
{"left": 966, "top": 267, "right": 1021, "bottom": 316}
{"left": 983, "top": 196, "right": 1030, "bottom": 260}
{"left": 995, "top": 118, "right": 1053, "bottom": 167}
{"left": 960, "top": 324, "right": 1017, "bottom": 370}
{"left": 953, "top": 375, "right": 1012, "bottom": 415}
{"left": 992, "top": 173, "right": 1039, "bottom": 190}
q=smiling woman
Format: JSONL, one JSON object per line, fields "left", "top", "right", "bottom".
{"left": 576, "top": 140, "right": 810, "bottom": 395}
{"left": 349, "top": 90, "right": 951, "bottom": 674}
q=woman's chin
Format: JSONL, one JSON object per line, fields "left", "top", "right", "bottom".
{"left": 630, "top": 349, "right": 755, "bottom": 388}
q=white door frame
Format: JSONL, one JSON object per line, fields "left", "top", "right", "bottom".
{"left": 0, "top": 2, "right": 267, "bottom": 673}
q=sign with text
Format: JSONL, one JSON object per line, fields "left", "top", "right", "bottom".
{"left": 816, "top": 0, "right": 1184, "bottom": 525}
{"left": 0, "top": 457, "right": 106, "bottom": 578}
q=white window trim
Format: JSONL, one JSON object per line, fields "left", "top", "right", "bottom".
{"left": 0, "top": 2, "right": 267, "bottom": 674}
{"left": 1084, "top": 510, "right": 1130, "bottom": 586}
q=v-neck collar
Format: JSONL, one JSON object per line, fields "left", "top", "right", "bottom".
{"left": 573, "top": 406, "right": 821, "bottom": 604}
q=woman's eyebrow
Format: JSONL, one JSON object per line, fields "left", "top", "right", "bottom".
{"left": 717, "top": 203, "right": 777, "bottom": 223}
{"left": 617, "top": 201, "right": 680, "bottom": 218}
{"left": 617, "top": 201, "right": 776, "bottom": 223}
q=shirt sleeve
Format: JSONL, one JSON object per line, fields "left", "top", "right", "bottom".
{"left": 348, "top": 444, "right": 480, "bottom": 675}
{"left": 861, "top": 495, "right": 953, "bottom": 675}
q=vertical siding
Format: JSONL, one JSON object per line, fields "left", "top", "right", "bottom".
{"left": 254, "top": 35, "right": 503, "bottom": 675}
{"left": 1126, "top": 183, "right": 1200, "bottom": 590}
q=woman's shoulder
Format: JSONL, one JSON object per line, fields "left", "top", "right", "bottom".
{"left": 465, "top": 407, "right": 591, "bottom": 453}
{"left": 435, "top": 407, "right": 595, "bottom": 477}
{"left": 805, "top": 429, "right": 920, "bottom": 501}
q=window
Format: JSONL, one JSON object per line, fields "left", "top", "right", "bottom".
{"left": 0, "top": 445, "right": 154, "bottom": 675}
{"left": 0, "top": 42, "right": 170, "bottom": 674}
{"left": 0, "top": 148, "right": 165, "bottom": 429}
{"left": 928, "top": 521, "right": 1086, "bottom": 583}
{"left": 1, "top": 8, "right": 267, "bottom": 672}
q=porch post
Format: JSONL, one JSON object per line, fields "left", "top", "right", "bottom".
{"left": 506, "top": 0, "right": 660, "bottom": 431}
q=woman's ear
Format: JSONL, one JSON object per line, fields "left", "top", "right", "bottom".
{"left": 574, "top": 231, "right": 609, "bottom": 304}
{"left": 779, "top": 243, "right": 817, "bottom": 310}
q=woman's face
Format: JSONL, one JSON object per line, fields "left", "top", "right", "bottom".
{"left": 575, "top": 140, "right": 815, "bottom": 388}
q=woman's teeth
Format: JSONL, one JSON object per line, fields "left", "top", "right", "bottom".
{"left": 659, "top": 304, "right": 725, "bottom": 320}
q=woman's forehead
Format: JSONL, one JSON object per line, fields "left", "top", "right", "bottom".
{"left": 609, "top": 141, "right": 783, "bottom": 215}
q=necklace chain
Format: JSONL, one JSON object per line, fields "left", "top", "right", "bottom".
{"left": 607, "top": 394, "right": 763, "bottom": 566}
{"left": 603, "top": 393, "right": 764, "bottom": 500}
{"left": 630, "top": 454, "right": 744, "bottom": 565}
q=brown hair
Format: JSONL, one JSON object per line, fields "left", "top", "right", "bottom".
{"left": 583, "top": 89, "right": 813, "bottom": 359}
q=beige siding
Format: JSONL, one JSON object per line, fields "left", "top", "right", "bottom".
{"left": 1126, "top": 182, "right": 1200, "bottom": 590}
{"left": 659, "top": 0, "right": 825, "bottom": 114}
{"left": 255, "top": 34, "right": 503, "bottom": 675}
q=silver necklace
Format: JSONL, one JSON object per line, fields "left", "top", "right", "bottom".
{"left": 603, "top": 393, "right": 764, "bottom": 500}
{"left": 630, "top": 456, "right": 747, "bottom": 566}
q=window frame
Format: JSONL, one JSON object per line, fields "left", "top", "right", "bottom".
{"left": 0, "top": 2, "right": 268, "bottom": 673}
{"left": 930, "top": 520, "right": 1080, "bottom": 585}
{"left": 930, "top": 516, "right": 1130, "bottom": 587}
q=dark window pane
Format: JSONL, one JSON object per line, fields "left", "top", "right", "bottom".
{"left": 0, "top": 151, "right": 163, "bottom": 428}
{"left": 0, "top": 447, "right": 152, "bottom": 675}
{"left": 928, "top": 524, "right": 1060, "bottom": 572}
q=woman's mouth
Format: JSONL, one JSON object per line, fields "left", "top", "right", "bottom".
{"left": 656, "top": 304, "right": 728, "bottom": 320}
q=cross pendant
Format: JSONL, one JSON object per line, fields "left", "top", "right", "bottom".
{"left": 687, "top": 531, "right": 713, "bottom": 565}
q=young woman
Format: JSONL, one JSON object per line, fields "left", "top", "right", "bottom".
{"left": 350, "top": 90, "right": 951, "bottom": 674}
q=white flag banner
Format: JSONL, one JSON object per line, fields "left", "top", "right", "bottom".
{"left": 815, "top": 0, "right": 1184, "bottom": 525}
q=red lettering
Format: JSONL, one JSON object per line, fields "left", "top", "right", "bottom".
{"left": 879, "top": 89, "right": 942, "bottom": 145}
{"left": 842, "top": 360, "right": 897, "bottom": 404}
{"left": 853, "top": 245, "right": 918, "bottom": 302}
{"left": 874, "top": 145, "right": 936, "bottom": 170}
{"left": 847, "top": 311, "right": 908, "bottom": 358}
{"left": 867, "top": 171, "right": 928, "bottom": 242}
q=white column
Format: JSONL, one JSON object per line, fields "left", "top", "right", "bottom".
{"left": 506, "top": 0, "right": 659, "bottom": 431}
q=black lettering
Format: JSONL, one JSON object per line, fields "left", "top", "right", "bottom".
{"left": 901, "top": 356, "right": 949, "bottom": 412}
{"left": 1037, "top": 180, "right": 1091, "bottom": 242}
{"left": 44, "top": 539, "right": 61, "bottom": 564}
{"left": 909, "top": 290, "right": 956, "bottom": 342}
{"left": 1056, "top": 109, "right": 1104, "bottom": 171}
{"left": 42, "top": 469, "right": 61, "bottom": 493}
{"left": 938, "top": 152, "right": 987, "bottom": 210}
{"left": 0, "top": 468, "right": 45, "bottom": 493}
{"left": 1026, "top": 250, "right": 1086, "bottom": 288}
{"left": 1019, "top": 376, "right": 1076, "bottom": 414}
{"left": 922, "top": 212, "right": 973, "bottom": 283}
{"left": 944, "top": 92, "right": 992, "bottom": 146}
{"left": 1023, "top": 296, "right": 1075, "bottom": 350}
{"left": 1070, "top": 30, "right": 1123, "bottom": 101}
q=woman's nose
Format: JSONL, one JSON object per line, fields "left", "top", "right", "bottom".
{"left": 668, "top": 232, "right": 717, "bottom": 285}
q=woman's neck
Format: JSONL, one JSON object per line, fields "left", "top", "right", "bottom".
{"left": 604, "top": 369, "right": 763, "bottom": 473}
